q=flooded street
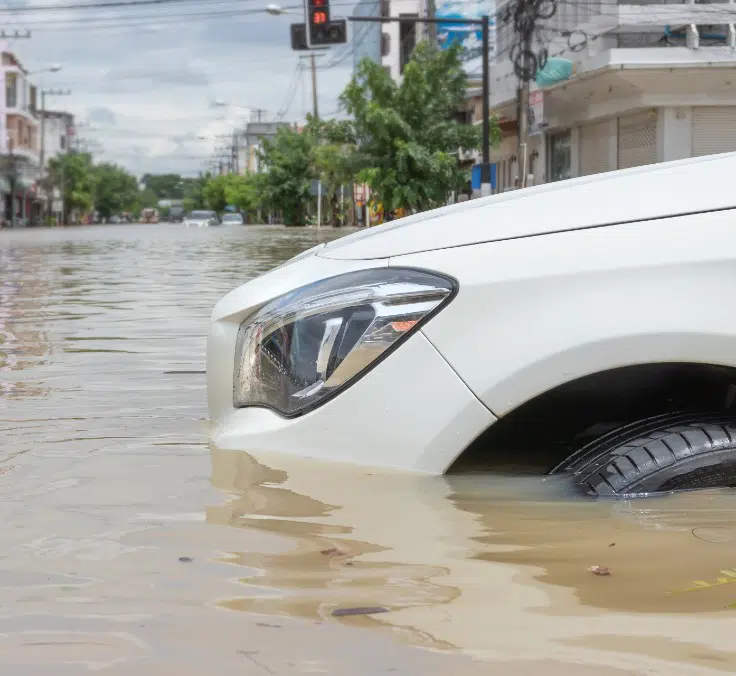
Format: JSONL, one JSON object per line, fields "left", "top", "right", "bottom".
{"left": 2, "top": 224, "right": 736, "bottom": 675}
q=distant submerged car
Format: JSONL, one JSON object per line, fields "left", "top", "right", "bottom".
{"left": 169, "top": 206, "right": 185, "bottom": 223}
{"left": 222, "top": 213, "right": 244, "bottom": 225}
{"left": 184, "top": 210, "right": 220, "bottom": 227}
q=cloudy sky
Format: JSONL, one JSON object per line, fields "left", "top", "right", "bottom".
{"left": 4, "top": 0, "right": 358, "bottom": 177}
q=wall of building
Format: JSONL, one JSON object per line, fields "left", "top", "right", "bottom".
{"left": 352, "top": 0, "right": 382, "bottom": 72}
{"left": 380, "top": 0, "right": 422, "bottom": 80}
{"left": 41, "top": 112, "right": 73, "bottom": 168}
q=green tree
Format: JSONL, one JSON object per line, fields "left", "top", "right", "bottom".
{"left": 47, "top": 152, "right": 95, "bottom": 222}
{"left": 137, "top": 188, "right": 159, "bottom": 210}
{"left": 92, "top": 163, "right": 140, "bottom": 219}
{"left": 202, "top": 173, "right": 229, "bottom": 213}
{"left": 224, "top": 173, "right": 262, "bottom": 216}
{"left": 141, "top": 173, "right": 185, "bottom": 200}
{"left": 341, "top": 40, "right": 499, "bottom": 213}
{"left": 309, "top": 117, "right": 357, "bottom": 226}
{"left": 182, "top": 174, "right": 208, "bottom": 213}
{"left": 258, "top": 126, "right": 315, "bottom": 226}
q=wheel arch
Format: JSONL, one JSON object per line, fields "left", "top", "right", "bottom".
{"left": 480, "top": 332, "right": 736, "bottom": 418}
{"left": 448, "top": 357, "right": 736, "bottom": 474}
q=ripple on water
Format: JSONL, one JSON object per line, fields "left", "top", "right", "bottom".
{"left": 1, "top": 224, "right": 736, "bottom": 676}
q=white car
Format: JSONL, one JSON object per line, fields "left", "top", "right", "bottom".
{"left": 222, "top": 213, "right": 245, "bottom": 225}
{"left": 207, "top": 153, "right": 736, "bottom": 498}
{"left": 184, "top": 210, "right": 220, "bottom": 227}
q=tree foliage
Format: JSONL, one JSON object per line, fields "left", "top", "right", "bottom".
{"left": 47, "top": 152, "right": 95, "bottom": 220}
{"left": 141, "top": 173, "right": 185, "bottom": 200}
{"left": 257, "top": 126, "right": 315, "bottom": 225}
{"left": 341, "top": 40, "right": 499, "bottom": 212}
{"left": 93, "top": 162, "right": 140, "bottom": 218}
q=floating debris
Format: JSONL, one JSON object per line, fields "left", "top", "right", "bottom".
{"left": 588, "top": 565, "right": 611, "bottom": 576}
{"left": 331, "top": 606, "right": 389, "bottom": 617}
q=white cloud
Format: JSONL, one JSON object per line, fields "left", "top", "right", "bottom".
{"left": 5, "top": 0, "right": 356, "bottom": 176}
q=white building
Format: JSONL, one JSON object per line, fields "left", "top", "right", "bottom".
{"left": 352, "top": 0, "right": 426, "bottom": 79}
{"left": 40, "top": 109, "right": 74, "bottom": 167}
{"left": 0, "top": 45, "right": 42, "bottom": 224}
{"left": 482, "top": 0, "right": 736, "bottom": 191}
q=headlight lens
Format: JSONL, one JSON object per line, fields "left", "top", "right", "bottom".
{"left": 233, "top": 267, "right": 456, "bottom": 417}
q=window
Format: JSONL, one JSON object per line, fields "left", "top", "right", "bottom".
{"left": 399, "top": 14, "right": 418, "bottom": 74}
{"left": 548, "top": 130, "right": 571, "bottom": 182}
{"left": 381, "top": 32, "right": 390, "bottom": 56}
{"left": 5, "top": 72, "right": 17, "bottom": 108}
{"left": 60, "top": 135, "right": 66, "bottom": 150}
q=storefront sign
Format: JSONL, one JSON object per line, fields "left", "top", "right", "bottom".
{"left": 529, "top": 90, "right": 544, "bottom": 136}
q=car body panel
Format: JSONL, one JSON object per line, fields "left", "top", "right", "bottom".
{"left": 207, "top": 246, "right": 492, "bottom": 473}
{"left": 396, "top": 208, "right": 736, "bottom": 417}
{"left": 209, "top": 326, "right": 494, "bottom": 473}
{"left": 207, "top": 155, "right": 736, "bottom": 474}
{"left": 318, "top": 152, "right": 736, "bottom": 260}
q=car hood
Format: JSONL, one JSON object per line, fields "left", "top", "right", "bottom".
{"left": 319, "top": 153, "right": 736, "bottom": 260}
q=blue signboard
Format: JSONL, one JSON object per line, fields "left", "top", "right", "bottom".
{"left": 471, "top": 163, "right": 497, "bottom": 190}
{"left": 436, "top": 0, "right": 497, "bottom": 76}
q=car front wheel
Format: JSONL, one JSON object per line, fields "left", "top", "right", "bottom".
{"left": 552, "top": 413, "right": 736, "bottom": 497}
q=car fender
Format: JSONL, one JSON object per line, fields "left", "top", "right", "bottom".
{"left": 392, "top": 209, "right": 736, "bottom": 417}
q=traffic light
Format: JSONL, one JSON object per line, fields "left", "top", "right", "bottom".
{"left": 290, "top": 23, "right": 309, "bottom": 50}
{"left": 304, "top": 0, "right": 347, "bottom": 46}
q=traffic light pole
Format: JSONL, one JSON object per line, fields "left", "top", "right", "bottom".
{"left": 350, "top": 15, "right": 492, "bottom": 194}
{"left": 310, "top": 53, "right": 319, "bottom": 120}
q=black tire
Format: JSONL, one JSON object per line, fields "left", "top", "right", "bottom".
{"left": 555, "top": 413, "right": 736, "bottom": 497}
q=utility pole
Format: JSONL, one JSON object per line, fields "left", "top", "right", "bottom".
{"left": 231, "top": 130, "right": 239, "bottom": 174}
{"left": 426, "top": 0, "right": 437, "bottom": 46}
{"left": 7, "top": 139, "right": 16, "bottom": 228}
{"left": 310, "top": 53, "right": 319, "bottom": 120}
{"left": 508, "top": 0, "right": 556, "bottom": 188}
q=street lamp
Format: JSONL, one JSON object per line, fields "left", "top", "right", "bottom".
{"left": 28, "top": 64, "right": 62, "bottom": 75}
{"left": 265, "top": 4, "right": 291, "bottom": 15}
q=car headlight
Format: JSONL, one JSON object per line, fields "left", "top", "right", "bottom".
{"left": 233, "top": 267, "right": 457, "bottom": 417}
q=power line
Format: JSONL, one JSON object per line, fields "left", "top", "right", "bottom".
{"left": 0, "top": 0, "right": 239, "bottom": 13}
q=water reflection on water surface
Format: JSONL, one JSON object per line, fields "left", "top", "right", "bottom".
{"left": 1, "top": 224, "right": 735, "bottom": 675}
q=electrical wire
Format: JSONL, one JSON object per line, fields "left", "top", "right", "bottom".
{"left": 276, "top": 61, "right": 304, "bottom": 119}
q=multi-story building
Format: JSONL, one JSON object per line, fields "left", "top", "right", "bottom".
{"left": 351, "top": 0, "right": 424, "bottom": 79}
{"left": 40, "top": 109, "right": 75, "bottom": 166}
{"left": 478, "top": 0, "right": 736, "bottom": 191}
{"left": 239, "top": 120, "right": 291, "bottom": 174}
{"left": 1, "top": 46, "right": 41, "bottom": 224}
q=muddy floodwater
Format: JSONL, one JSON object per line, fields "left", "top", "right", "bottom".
{"left": 2, "top": 224, "right": 736, "bottom": 676}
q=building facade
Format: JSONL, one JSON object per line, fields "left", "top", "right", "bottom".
{"left": 476, "top": 0, "right": 736, "bottom": 191}
{"left": 239, "top": 120, "right": 291, "bottom": 174}
{"left": 1, "top": 47, "right": 41, "bottom": 225}
{"left": 351, "top": 0, "right": 425, "bottom": 79}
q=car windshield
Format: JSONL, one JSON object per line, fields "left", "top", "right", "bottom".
{"left": 189, "top": 211, "right": 210, "bottom": 219}
{"left": 223, "top": 214, "right": 242, "bottom": 221}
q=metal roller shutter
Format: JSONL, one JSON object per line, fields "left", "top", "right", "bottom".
{"left": 579, "top": 120, "right": 610, "bottom": 176}
{"left": 618, "top": 112, "right": 657, "bottom": 169}
{"left": 692, "top": 107, "right": 736, "bottom": 157}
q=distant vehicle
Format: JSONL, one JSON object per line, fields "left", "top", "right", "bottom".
{"left": 222, "top": 213, "right": 244, "bottom": 225}
{"left": 140, "top": 208, "right": 159, "bottom": 224}
{"left": 184, "top": 210, "right": 220, "bottom": 227}
{"left": 169, "top": 206, "right": 185, "bottom": 222}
